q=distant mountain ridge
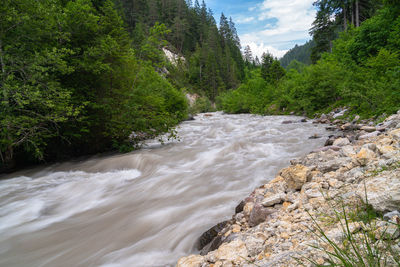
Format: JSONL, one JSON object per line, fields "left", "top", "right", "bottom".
{"left": 280, "top": 40, "right": 315, "bottom": 68}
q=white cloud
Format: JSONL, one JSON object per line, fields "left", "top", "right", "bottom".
{"left": 258, "top": 0, "right": 316, "bottom": 34}
{"left": 241, "top": 40, "right": 288, "bottom": 59}
{"left": 241, "top": 0, "right": 316, "bottom": 58}
{"left": 236, "top": 16, "right": 255, "bottom": 24}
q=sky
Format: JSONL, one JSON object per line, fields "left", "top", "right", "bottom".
{"left": 204, "top": 0, "right": 316, "bottom": 59}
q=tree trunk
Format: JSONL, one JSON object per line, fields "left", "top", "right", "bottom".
{"left": 199, "top": 64, "right": 202, "bottom": 83}
{"left": 351, "top": 2, "right": 355, "bottom": 26}
{"left": 343, "top": 4, "right": 348, "bottom": 31}
{"left": 355, "top": 0, "right": 360, "bottom": 27}
{"left": 1, "top": 145, "right": 15, "bottom": 171}
{"left": 0, "top": 38, "right": 5, "bottom": 81}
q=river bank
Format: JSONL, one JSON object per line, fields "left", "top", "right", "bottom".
{"left": 177, "top": 110, "right": 400, "bottom": 266}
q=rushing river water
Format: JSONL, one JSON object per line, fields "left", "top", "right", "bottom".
{"left": 0, "top": 113, "right": 330, "bottom": 267}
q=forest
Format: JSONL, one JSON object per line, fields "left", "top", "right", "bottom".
{"left": 2, "top": 0, "right": 400, "bottom": 172}
{"left": 219, "top": 0, "right": 400, "bottom": 120}
{"left": 0, "top": 0, "right": 244, "bottom": 171}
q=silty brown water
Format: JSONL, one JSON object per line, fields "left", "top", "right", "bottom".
{"left": 0, "top": 113, "right": 330, "bottom": 267}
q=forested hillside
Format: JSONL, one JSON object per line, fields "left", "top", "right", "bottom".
{"left": 219, "top": 0, "right": 400, "bottom": 119}
{"left": 0, "top": 0, "right": 244, "bottom": 171}
{"left": 279, "top": 40, "right": 315, "bottom": 69}
{"left": 120, "top": 0, "right": 244, "bottom": 99}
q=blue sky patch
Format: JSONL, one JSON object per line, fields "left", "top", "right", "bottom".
{"left": 204, "top": 0, "right": 316, "bottom": 58}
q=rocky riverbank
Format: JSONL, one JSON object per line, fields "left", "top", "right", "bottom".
{"left": 177, "top": 110, "right": 400, "bottom": 267}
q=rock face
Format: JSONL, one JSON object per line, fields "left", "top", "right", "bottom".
{"left": 163, "top": 48, "right": 185, "bottom": 66}
{"left": 177, "top": 110, "right": 400, "bottom": 267}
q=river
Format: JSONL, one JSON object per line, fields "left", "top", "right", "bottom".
{"left": 0, "top": 113, "right": 330, "bottom": 267}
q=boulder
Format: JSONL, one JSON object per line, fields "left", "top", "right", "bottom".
{"left": 215, "top": 239, "right": 249, "bottom": 264}
{"left": 263, "top": 176, "right": 287, "bottom": 194}
{"left": 312, "top": 145, "right": 341, "bottom": 153}
{"left": 280, "top": 165, "right": 311, "bottom": 190}
{"left": 356, "top": 169, "right": 400, "bottom": 212}
{"left": 318, "top": 158, "right": 348, "bottom": 173}
{"left": 354, "top": 147, "right": 376, "bottom": 166}
{"left": 262, "top": 193, "right": 285, "bottom": 207}
{"left": 243, "top": 202, "right": 254, "bottom": 216}
{"left": 243, "top": 236, "right": 265, "bottom": 257}
{"left": 235, "top": 200, "right": 245, "bottom": 214}
{"left": 374, "top": 220, "right": 400, "bottom": 240}
{"left": 302, "top": 182, "right": 323, "bottom": 199}
{"left": 390, "top": 128, "right": 400, "bottom": 140}
{"left": 377, "top": 145, "right": 396, "bottom": 158}
{"left": 341, "top": 123, "right": 354, "bottom": 131}
{"left": 358, "top": 131, "right": 380, "bottom": 140}
{"left": 332, "top": 109, "right": 347, "bottom": 119}
{"left": 282, "top": 120, "right": 294, "bottom": 124}
{"left": 249, "top": 204, "right": 274, "bottom": 227}
{"left": 197, "top": 221, "right": 228, "bottom": 251}
{"left": 176, "top": 255, "right": 204, "bottom": 267}
{"left": 324, "top": 136, "right": 335, "bottom": 146}
{"left": 360, "top": 126, "right": 376, "bottom": 133}
{"left": 341, "top": 145, "right": 356, "bottom": 157}
{"left": 320, "top": 114, "right": 328, "bottom": 120}
{"left": 333, "top": 137, "right": 350, "bottom": 147}
{"left": 383, "top": 210, "right": 400, "bottom": 221}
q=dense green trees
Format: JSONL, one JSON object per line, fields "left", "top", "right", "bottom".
{"left": 1, "top": 0, "right": 245, "bottom": 171}
{"left": 219, "top": 1, "right": 400, "bottom": 120}
{"left": 261, "top": 53, "right": 285, "bottom": 84}
{"left": 0, "top": 0, "right": 190, "bottom": 171}
{"left": 119, "top": 0, "right": 245, "bottom": 100}
{"left": 310, "top": 0, "right": 382, "bottom": 63}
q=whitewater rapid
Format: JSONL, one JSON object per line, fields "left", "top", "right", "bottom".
{"left": 0, "top": 113, "right": 330, "bottom": 266}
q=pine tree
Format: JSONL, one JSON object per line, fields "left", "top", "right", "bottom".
{"left": 244, "top": 45, "right": 254, "bottom": 64}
